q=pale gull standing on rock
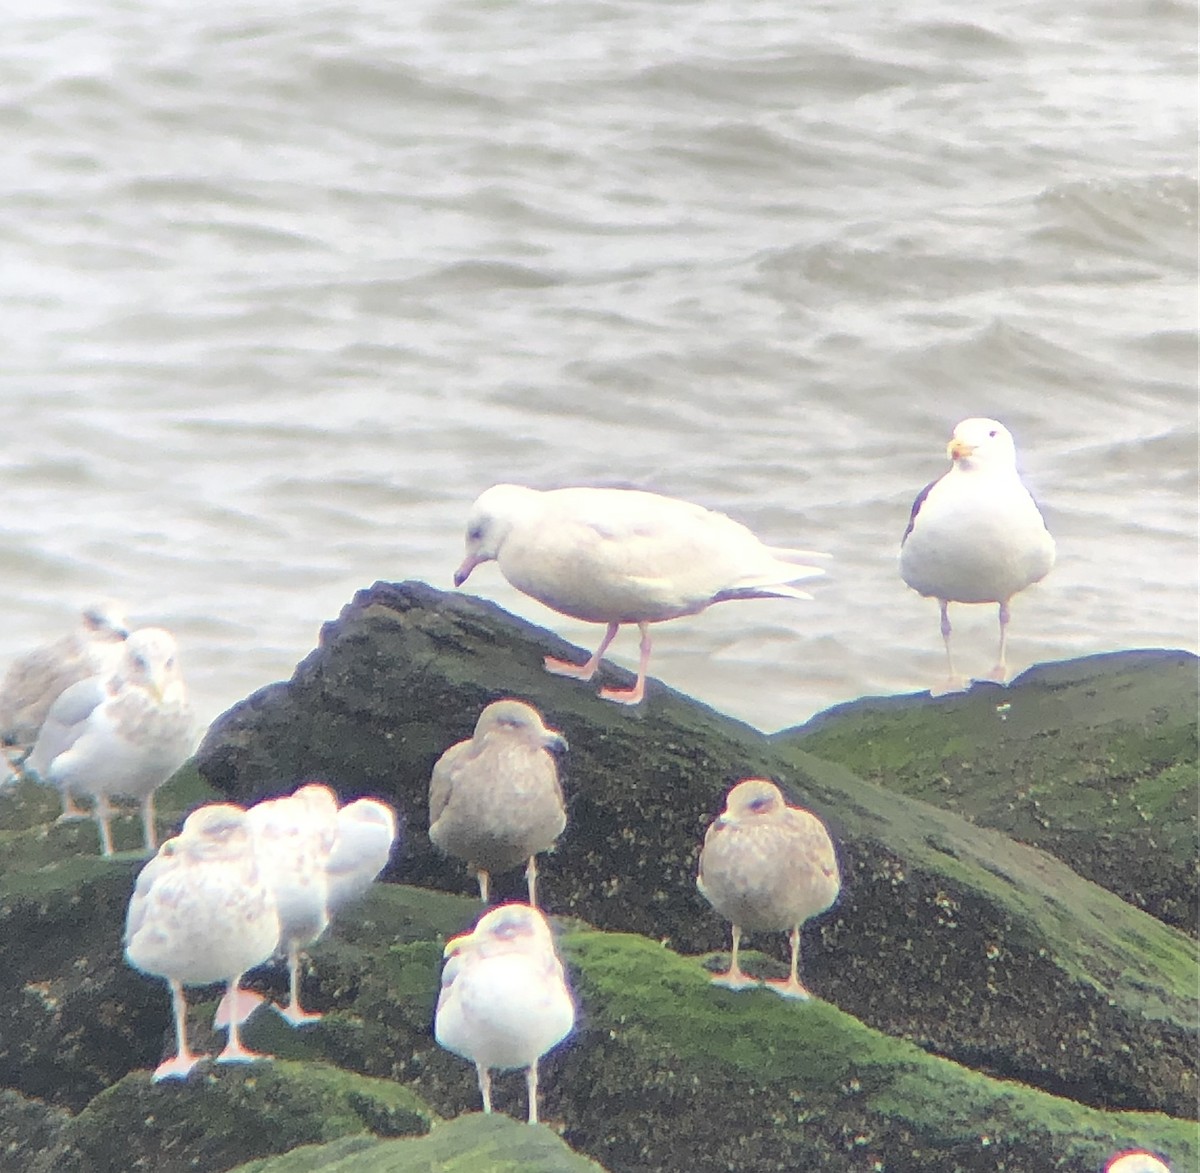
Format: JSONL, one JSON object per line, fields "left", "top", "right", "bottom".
{"left": 454, "top": 484, "right": 826, "bottom": 705}
{"left": 24, "top": 627, "right": 194, "bottom": 855}
{"left": 231, "top": 783, "right": 340, "bottom": 1027}
{"left": 435, "top": 903, "right": 575, "bottom": 1125}
{"left": 0, "top": 601, "right": 128, "bottom": 759}
{"left": 429, "top": 699, "right": 567, "bottom": 906}
{"left": 216, "top": 787, "right": 399, "bottom": 1030}
{"left": 698, "top": 778, "right": 840, "bottom": 999}
{"left": 124, "top": 803, "right": 280, "bottom": 1081}
{"left": 900, "top": 418, "right": 1055, "bottom": 692}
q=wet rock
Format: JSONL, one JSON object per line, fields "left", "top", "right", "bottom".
{"left": 28, "top": 1061, "right": 436, "bottom": 1173}
{"left": 777, "top": 650, "right": 1198, "bottom": 933}
{"left": 227, "top": 1112, "right": 610, "bottom": 1173}
{"left": 193, "top": 582, "right": 1196, "bottom": 1118}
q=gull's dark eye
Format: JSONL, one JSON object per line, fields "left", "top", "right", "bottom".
{"left": 749, "top": 796, "right": 772, "bottom": 813}
{"left": 988, "top": 430, "right": 997, "bottom": 438}
{"left": 467, "top": 524, "right": 484, "bottom": 543}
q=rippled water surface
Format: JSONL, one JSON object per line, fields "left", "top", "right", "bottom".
{"left": 0, "top": 0, "right": 1195, "bottom": 734}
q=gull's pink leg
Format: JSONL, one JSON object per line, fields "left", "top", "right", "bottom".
{"left": 56, "top": 786, "right": 88, "bottom": 821}
{"left": 526, "top": 1062, "right": 540, "bottom": 1125}
{"left": 931, "top": 601, "right": 967, "bottom": 695}
{"left": 525, "top": 855, "right": 539, "bottom": 908}
{"left": 94, "top": 795, "right": 116, "bottom": 857}
{"left": 213, "top": 985, "right": 267, "bottom": 1030}
{"left": 764, "top": 925, "right": 812, "bottom": 1000}
{"left": 476, "top": 1063, "right": 493, "bottom": 1113}
{"left": 276, "top": 941, "right": 323, "bottom": 1026}
{"left": 152, "top": 979, "right": 207, "bottom": 1081}
{"left": 216, "top": 976, "right": 273, "bottom": 1065}
{"left": 544, "top": 622, "right": 619, "bottom": 681}
{"left": 986, "top": 599, "right": 1012, "bottom": 682}
{"left": 710, "top": 924, "right": 759, "bottom": 991}
{"left": 598, "top": 622, "right": 651, "bottom": 705}
{"left": 140, "top": 792, "right": 158, "bottom": 853}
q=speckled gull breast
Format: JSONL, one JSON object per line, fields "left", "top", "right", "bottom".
{"left": 429, "top": 699, "right": 567, "bottom": 907}
{"left": 1105, "top": 1153, "right": 1172, "bottom": 1173}
{"left": 124, "top": 803, "right": 280, "bottom": 1081}
{"left": 454, "top": 484, "right": 826, "bottom": 705}
{"left": 0, "top": 601, "right": 128, "bottom": 757}
{"left": 697, "top": 778, "right": 840, "bottom": 999}
{"left": 242, "top": 783, "right": 340, "bottom": 1027}
{"left": 435, "top": 903, "right": 575, "bottom": 1125}
{"left": 900, "top": 418, "right": 1055, "bottom": 692}
{"left": 24, "top": 627, "right": 194, "bottom": 856}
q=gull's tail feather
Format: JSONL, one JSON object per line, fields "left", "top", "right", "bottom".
{"left": 712, "top": 583, "right": 816, "bottom": 604}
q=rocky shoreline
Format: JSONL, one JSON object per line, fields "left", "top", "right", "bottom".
{"left": 1, "top": 580, "right": 1195, "bottom": 1172}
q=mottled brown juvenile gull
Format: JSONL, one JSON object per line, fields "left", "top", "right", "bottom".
{"left": 435, "top": 903, "right": 575, "bottom": 1125}
{"left": 900, "top": 418, "right": 1055, "bottom": 692}
{"left": 0, "top": 601, "right": 128, "bottom": 753}
{"left": 124, "top": 803, "right": 280, "bottom": 1081}
{"left": 454, "top": 484, "right": 826, "bottom": 705}
{"left": 697, "top": 778, "right": 840, "bottom": 999}
{"left": 24, "top": 627, "right": 194, "bottom": 855}
{"left": 429, "top": 699, "right": 567, "bottom": 906}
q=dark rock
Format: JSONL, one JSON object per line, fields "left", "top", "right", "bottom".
{"left": 227, "top": 1112, "right": 610, "bottom": 1172}
{"left": 193, "top": 582, "right": 1197, "bottom": 1119}
{"left": 28, "top": 1061, "right": 436, "bottom": 1173}
{"left": 776, "top": 650, "right": 1199, "bottom": 933}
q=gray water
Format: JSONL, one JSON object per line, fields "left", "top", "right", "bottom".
{"left": 0, "top": 0, "right": 1195, "bottom": 735}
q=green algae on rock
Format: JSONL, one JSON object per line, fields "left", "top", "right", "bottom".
{"left": 27, "top": 1061, "right": 436, "bottom": 1173}
{"left": 192, "top": 582, "right": 1196, "bottom": 1117}
{"left": 776, "top": 650, "right": 1198, "bottom": 934}
{"left": 227, "top": 1112, "right": 610, "bottom": 1173}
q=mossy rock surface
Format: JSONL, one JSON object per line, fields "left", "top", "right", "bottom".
{"left": 228, "top": 1113, "right": 609, "bottom": 1173}
{"left": 1, "top": 582, "right": 1196, "bottom": 1172}
{"left": 27, "top": 1060, "right": 436, "bottom": 1173}
{"left": 0, "top": 1087, "right": 68, "bottom": 1165}
{"left": 193, "top": 582, "right": 1196, "bottom": 1116}
{"left": 777, "top": 650, "right": 1198, "bottom": 933}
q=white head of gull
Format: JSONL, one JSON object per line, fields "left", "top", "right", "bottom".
{"left": 124, "top": 802, "right": 280, "bottom": 1080}
{"left": 900, "top": 418, "right": 1055, "bottom": 692}
{"left": 1105, "top": 1153, "right": 1171, "bottom": 1173}
{"left": 454, "top": 484, "right": 826, "bottom": 705}
{"left": 434, "top": 902, "right": 575, "bottom": 1124}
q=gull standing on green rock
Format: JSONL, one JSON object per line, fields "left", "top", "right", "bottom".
{"left": 698, "top": 778, "right": 840, "bottom": 999}
{"left": 900, "top": 418, "right": 1055, "bottom": 692}
{"left": 435, "top": 903, "right": 575, "bottom": 1125}
{"left": 124, "top": 803, "right": 281, "bottom": 1081}
{"left": 429, "top": 699, "right": 567, "bottom": 907}
{"left": 453, "top": 483, "right": 826, "bottom": 705}
{"left": 0, "top": 600, "right": 128, "bottom": 756}
{"left": 24, "top": 627, "right": 193, "bottom": 855}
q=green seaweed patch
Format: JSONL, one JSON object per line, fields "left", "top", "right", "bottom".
{"left": 32, "top": 1060, "right": 437, "bottom": 1173}
{"left": 561, "top": 928, "right": 1196, "bottom": 1168}
{"left": 227, "top": 1112, "right": 609, "bottom": 1173}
